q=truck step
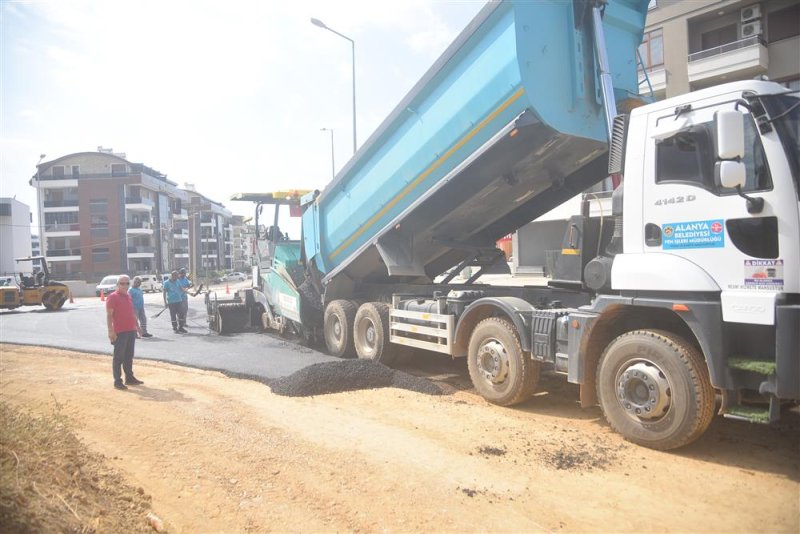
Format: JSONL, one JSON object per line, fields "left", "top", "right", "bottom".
{"left": 723, "top": 397, "right": 780, "bottom": 424}
{"left": 728, "top": 357, "right": 776, "bottom": 376}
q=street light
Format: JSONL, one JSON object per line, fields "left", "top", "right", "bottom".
{"left": 320, "top": 128, "right": 335, "bottom": 180}
{"left": 35, "top": 154, "right": 46, "bottom": 268}
{"left": 311, "top": 17, "right": 357, "bottom": 154}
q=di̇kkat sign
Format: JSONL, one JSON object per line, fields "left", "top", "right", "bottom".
{"left": 744, "top": 259, "right": 784, "bottom": 288}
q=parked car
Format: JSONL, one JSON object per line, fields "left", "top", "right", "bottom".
{"left": 138, "top": 274, "right": 161, "bottom": 292}
{"left": 96, "top": 275, "right": 120, "bottom": 296}
{"left": 222, "top": 271, "right": 247, "bottom": 282}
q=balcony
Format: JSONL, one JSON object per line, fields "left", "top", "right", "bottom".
{"left": 174, "top": 230, "right": 189, "bottom": 239}
{"left": 44, "top": 223, "right": 80, "bottom": 237}
{"left": 173, "top": 209, "right": 188, "bottom": 220}
{"left": 125, "top": 221, "right": 154, "bottom": 234}
{"left": 688, "top": 36, "right": 768, "bottom": 87}
{"left": 125, "top": 196, "right": 154, "bottom": 211}
{"left": 127, "top": 245, "right": 155, "bottom": 258}
{"left": 47, "top": 249, "right": 82, "bottom": 262}
{"left": 173, "top": 248, "right": 189, "bottom": 255}
{"left": 43, "top": 199, "right": 79, "bottom": 208}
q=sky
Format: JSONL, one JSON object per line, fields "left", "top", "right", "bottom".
{"left": 0, "top": 0, "right": 485, "bottom": 225}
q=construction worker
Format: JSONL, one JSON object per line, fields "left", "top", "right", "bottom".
{"left": 177, "top": 268, "right": 193, "bottom": 327}
{"left": 163, "top": 270, "right": 187, "bottom": 333}
{"left": 128, "top": 276, "right": 153, "bottom": 338}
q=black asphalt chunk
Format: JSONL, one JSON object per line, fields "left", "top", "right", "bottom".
{"left": 269, "top": 359, "right": 442, "bottom": 397}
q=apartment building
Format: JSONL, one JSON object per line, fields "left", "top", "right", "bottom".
{"left": 639, "top": 0, "right": 800, "bottom": 99}
{"left": 180, "top": 185, "right": 234, "bottom": 277}
{"left": 31, "top": 234, "right": 41, "bottom": 271}
{"left": 0, "top": 198, "right": 33, "bottom": 276}
{"left": 30, "top": 149, "right": 238, "bottom": 281}
{"left": 230, "top": 215, "right": 252, "bottom": 271}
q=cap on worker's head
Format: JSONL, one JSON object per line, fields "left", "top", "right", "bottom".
{"left": 171, "top": 270, "right": 178, "bottom": 276}
{"left": 179, "top": 268, "right": 187, "bottom": 274}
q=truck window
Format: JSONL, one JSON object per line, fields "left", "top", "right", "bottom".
{"left": 656, "top": 126, "right": 715, "bottom": 190}
{"left": 655, "top": 117, "right": 772, "bottom": 195}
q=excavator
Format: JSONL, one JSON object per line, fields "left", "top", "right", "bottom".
{"left": 0, "top": 257, "right": 71, "bottom": 311}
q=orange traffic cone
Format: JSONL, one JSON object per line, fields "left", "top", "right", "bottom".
{"left": 100, "top": 290, "right": 105, "bottom": 301}
{"left": 225, "top": 284, "right": 230, "bottom": 294}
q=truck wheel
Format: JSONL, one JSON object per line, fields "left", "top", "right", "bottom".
{"left": 324, "top": 300, "right": 357, "bottom": 358}
{"left": 353, "top": 302, "right": 397, "bottom": 365}
{"left": 596, "top": 330, "right": 715, "bottom": 450}
{"left": 467, "top": 317, "right": 539, "bottom": 406}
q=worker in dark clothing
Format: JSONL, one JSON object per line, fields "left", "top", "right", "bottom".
{"left": 163, "top": 270, "right": 187, "bottom": 333}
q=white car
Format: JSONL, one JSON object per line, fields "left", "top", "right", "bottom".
{"left": 138, "top": 274, "right": 162, "bottom": 292}
{"left": 96, "top": 275, "right": 120, "bottom": 296}
{"left": 223, "top": 272, "right": 247, "bottom": 282}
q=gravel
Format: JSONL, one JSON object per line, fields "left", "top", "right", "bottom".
{"left": 269, "top": 359, "right": 442, "bottom": 397}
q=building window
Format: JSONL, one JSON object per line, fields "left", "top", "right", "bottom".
{"left": 92, "top": 248, "right": 110, "bottom": 263}
{"left": 89, "top": 200, "right": 107, "bottom": 214}
{"left": 781, "top": 79, "right": 800, "bottom": 91}
{"left": 700, "top": 24, "right": 738, "bottom": 50}
{"left": 111, "top": 163, "right": 127, "bottom": 176}
{"left": 71, "top": 165, "right": 80, "bottom": 177}
{"left": 90, "top": 214, "right": 109, "bottom": 226}
{"left": 768, "top": 4, "right": 800, "bottom": 43}
{"left": 52, "top": 166, "right": 65, "bottom": 178}
{"left": 638, "top": 28, "right": 663, "bottom": 70}
{"left": 91, "top": 227, "right": 109, "bottom": 238}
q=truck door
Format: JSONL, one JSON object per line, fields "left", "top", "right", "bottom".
{"left": 640, "top": 102, "right": 799, "bottom": 326}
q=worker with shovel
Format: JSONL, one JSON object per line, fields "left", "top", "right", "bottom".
{"left": 162, "top": 270, "right": 188, "bottom": 334}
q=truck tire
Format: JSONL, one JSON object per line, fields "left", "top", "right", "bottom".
{"left": 467, "top": 317, "right": 539, "bottom": 406}
{"left": 353, "top": 302, "right": 397, "bottom": 366}
{"left": 596, "top": 330, "right": 715, "bottom": 450}
{"left": 324, "top": 300, "right": 357, "bottom": 358}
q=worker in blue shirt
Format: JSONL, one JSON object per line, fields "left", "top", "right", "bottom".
{"left": 177, "top": 268, "right": 193, "bottom": 327}
{"left": 162, "top": 270, "right": 188, "bottom": 333}
{"left": 128, "top": 276, "right": 153, "bottom": 338}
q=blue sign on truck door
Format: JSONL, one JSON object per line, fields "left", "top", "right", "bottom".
{"left": 662, "top": 219, "right": 725, "bottom": 250}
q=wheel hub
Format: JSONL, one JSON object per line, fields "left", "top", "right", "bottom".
{"left": 616, "top": 361, "right": 671, "bottom": 420}
{"left": 333, "top": 318, "right": 342, "bottom": 340}
{"left": 365, "top": 323, "right": 376, "bottom": 345}
{"left": 476, "top": 340, "right": 509, "bottom": 384}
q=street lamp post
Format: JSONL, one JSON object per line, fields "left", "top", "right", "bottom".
{"left": 320, "top": 128, "right": 335, "bottom": 180}
{"left": 311, "top": 17, "right": 357, "bottom": 154}
{"left": 35, "top": 154, "right": 46, "bottom": 269}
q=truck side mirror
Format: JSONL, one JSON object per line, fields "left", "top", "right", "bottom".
{"left": 715, "top": 110, "right": 745, "bottom": 160}
{"left": 715, "top": 161, "right": 746, "bottom": 189}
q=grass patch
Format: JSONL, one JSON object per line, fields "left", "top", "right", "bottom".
{"left": 0, "top": 400, "right": 160, "bottom": 533}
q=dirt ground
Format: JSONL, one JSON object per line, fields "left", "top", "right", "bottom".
{"left": 1, "top": 343, "right": 798, "bottom": 533}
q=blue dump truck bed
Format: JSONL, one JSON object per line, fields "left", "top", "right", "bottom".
{"left": 303, "top": 0, "right": 648, "bottom": 286}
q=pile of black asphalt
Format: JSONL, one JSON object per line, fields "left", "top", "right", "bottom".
{"left": 269, "top": 359, "right": 442, "bottom": 397}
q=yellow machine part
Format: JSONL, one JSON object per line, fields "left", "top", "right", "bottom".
{"left": 21, "top": 288, "right": 43, "bottom": 305}
{"left": 0, "top": 284, "right": 70, "bottom": 310}
{"left": 0, "top": 287, "right": 22, "bottom": 308}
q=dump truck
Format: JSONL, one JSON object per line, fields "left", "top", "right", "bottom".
{"left": 0, "top": 257, "right": 71, "bottom": 311}
{"left": 209, "top": 0, "right": 800, "bottom": 450}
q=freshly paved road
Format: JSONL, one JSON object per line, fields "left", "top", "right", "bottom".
{"left": 0, "top": 286, "right": 337, "bottom": 380}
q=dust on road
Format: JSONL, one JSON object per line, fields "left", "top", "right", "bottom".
{"left": 1, "top": 344, "right": 798, "bottom": 532}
